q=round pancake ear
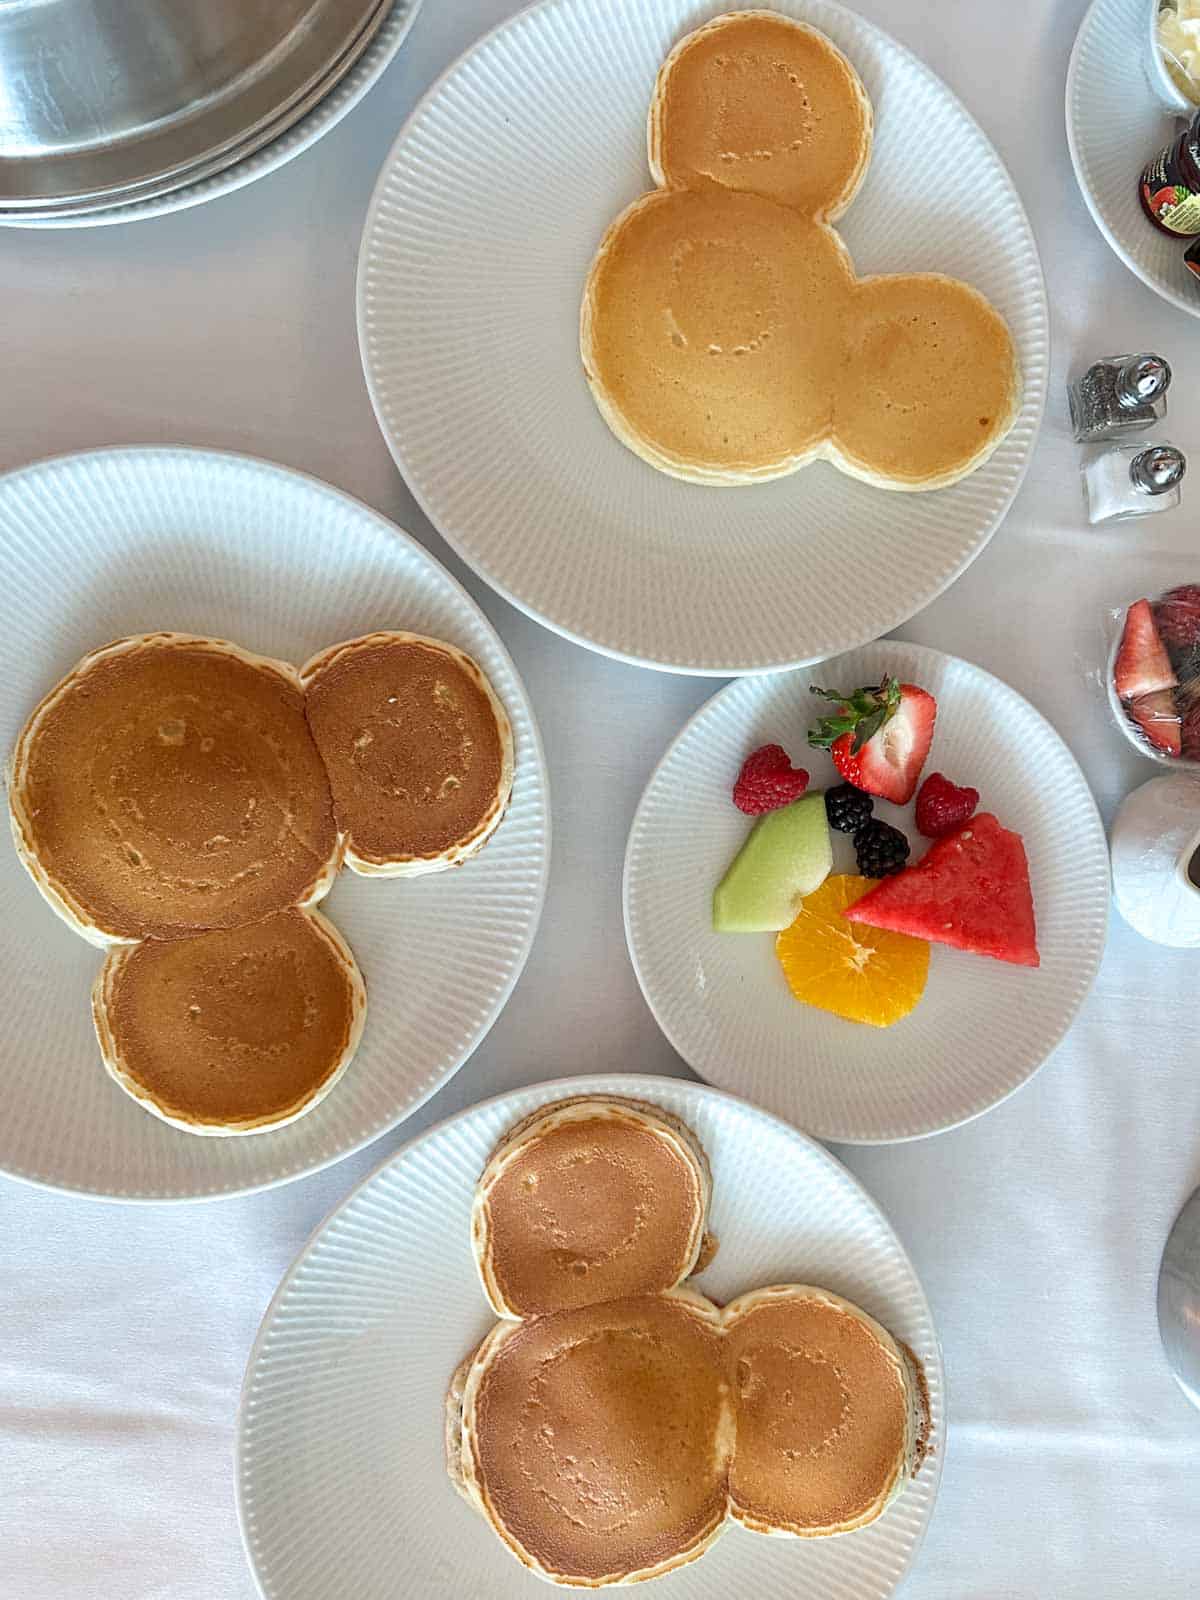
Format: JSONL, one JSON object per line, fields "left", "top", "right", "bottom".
{"left": 472, "top": 1098, "right": 711, "bottom": 1318}
{"left": 649, "top": 13, "right": 873, "bottom": 222}
{"left": 92, "top": 907, "right": 365, "bottom": 1135}
{"left": 830, "top": 272, "right": 1021, "bottom": 491}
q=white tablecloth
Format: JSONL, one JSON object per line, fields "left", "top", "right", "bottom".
{"left": 3, "top": 1, "right": 1200, "bottom": 1595}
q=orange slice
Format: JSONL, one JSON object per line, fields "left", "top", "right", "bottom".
{"left": 775, "top": 873, "right": 929, "bottom": 1028}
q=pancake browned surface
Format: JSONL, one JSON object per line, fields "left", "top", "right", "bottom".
{"left": 830, "top": 273, "right": 1022, "bottom": 491}
{"left": 583, "top": 10, "right": 1021, "bottom": 491}
{"left": 649, "top": 10, "right": 873, "bottom": 221}
{"left": 723, "top": 1284, "right": 922, "bottom": 1537}
{"left": 472, "top": 1096, "right": 711, "bottom": 1318}
{"left": 582, "top": 187, "right": 854, "bottom": 484}
{"left": 457, "top": 1291, "right": 732, "bottom": 1586}
{"left": 301, "top": 631, "right": 513, "bottom": 877}
{"left": 8, "top": 633, "right": 340, "bottom": 945}
{"left": 92, "top": 907, "right": 366, "bottom": 1134}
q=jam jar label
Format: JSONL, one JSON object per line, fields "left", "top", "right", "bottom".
{"left": 1142, "top": 146, "right": 1200, "bottom": 235}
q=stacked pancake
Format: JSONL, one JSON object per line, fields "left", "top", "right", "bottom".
{"left": 9, "top": 628, "right": 512, "bottom": 1134}
{"left": 447, "top": 1095, "right": 928, "bottom": 1586}
{"left": 582, "top": 10, "right": 1021, "bottom": 490}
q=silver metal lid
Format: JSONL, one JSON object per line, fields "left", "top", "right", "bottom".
{"left": 1131, "top": 444, "right": 1186, "bottom": 494}
{"left": 0, "top": 0, "right": 391, "bottom": 218}
{"left": 1117, "top": 354, "right": 1171, "bottom": 408}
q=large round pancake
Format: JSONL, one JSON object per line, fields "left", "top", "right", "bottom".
{"left": 91, "top": 907, "right": 366, "bottom": 1135}
{"left": 723, "top": 1284, "right": 922, "bottom": 1537}
{"left": 830, "top": 272, "right": 1022, "bottom": 491}
{"left": 300, "top": 631, "right": 514, "bottom": 878}
{"left": 457, "top": 1290, "right": 733, "bottom": 1586}
{"left": 8, "top": 633, "right": 341, "bottom": 945}
{"left": 649, "top": 11, "right": 873, "bottom": 221}
{"left": 582, "top": 186, "right": 855, "bottom": 484}
{"left": 472, "top": 1095, "right": 711, "bottom": 1318}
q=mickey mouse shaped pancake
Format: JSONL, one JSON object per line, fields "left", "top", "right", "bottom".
{"left": 447, "top": 1094, "right": 929, "bottom": 1587}
{"left": 582, "top": 11, "right": 1021, "bottom": 490}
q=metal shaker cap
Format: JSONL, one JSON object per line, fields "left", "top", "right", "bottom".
{"left": 1117, "top": 354, "right": 1171, "bottom": 408}
{"left": 1131, "top": 444, "right": 1186, "bottom": 494}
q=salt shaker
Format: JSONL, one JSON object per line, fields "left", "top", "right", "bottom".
{"left": 1067, "top": 353, "right": 1172, "bottom": 442}
{"left": 1084, "top": 442, "right": 1186, "bottom": 523}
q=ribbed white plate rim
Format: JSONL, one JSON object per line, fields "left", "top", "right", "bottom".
{"left": 0, "top": 444, "right": 550, "bottom": 1201}
{"left": 235, "top": 1070, "right": 946, "bottom": 1600}
{"left": 1066, "top": 0, "right": 1200, "bottom": 318}
{"left": 357, "top": 0, "right": 1049, "bottom": 676}
{"left": 0, "top": 0, "right": 425, "bottom": 231}
{"left": 623, "top": 641, "right": 1110, "bottom": 1143}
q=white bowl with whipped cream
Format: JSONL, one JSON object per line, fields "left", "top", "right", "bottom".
{"left": 1151, "top": 1, "right": 1200, "bottom": 111}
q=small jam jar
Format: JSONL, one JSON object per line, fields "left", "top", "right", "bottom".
{"left": 1140, "top": 112, "right": 1200, "bottom": 235}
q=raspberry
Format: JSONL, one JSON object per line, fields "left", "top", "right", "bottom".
{"left": 732, "top": 744, "right": 810, "bottom": 814}
{"left": 1154, "top": 585, "right": 1200, "bottom": 654}
{"left": 915, "top": 772, "right": 980, "bottom": 839}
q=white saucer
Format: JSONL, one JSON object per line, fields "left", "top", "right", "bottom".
{"left": 0, "top": 448, "right": 548, "bottom": 1199}
{"left": 1068, "top": 0, "right": 1200, "bottom": 316}
{"left": 359, "top": 0, "right": 1047, "bottom": 674}
{"left": 624, "top": 641, "right": 1110, "bottom": 1143}
{"left": 238, "top": 1073, "right": 943, "bottom": 1600}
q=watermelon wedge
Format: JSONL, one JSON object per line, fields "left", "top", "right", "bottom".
{"left": 844, "top": 813, "right": 1039, "bottom": 968}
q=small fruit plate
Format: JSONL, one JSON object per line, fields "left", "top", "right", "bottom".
{"left": 624, "top": 642, "right": 1110, "bottom": 1143}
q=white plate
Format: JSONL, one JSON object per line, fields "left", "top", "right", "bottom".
{"left": 0, "top": 448, "right": 548, "bottom": 1199}
{"left": 358, "top": 0, "right": 1047, "bottom": 675}
{"left": 237, "top": 1073, "right": 944, "bottom": 1600}
{"left": 1067, "top": 0, "right": 1200, "bottom": 317}
{"left": 624, "top": 641, "right": 1110, "bottom": 1143}
{"left": 0, "top": 0, "right": 423, "bottom": 231}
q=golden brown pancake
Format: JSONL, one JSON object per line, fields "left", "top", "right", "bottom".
{"left": 92, "top": 907, "right": 366, "bottom": 1134}
{"left": 583, "top": 13, "right": 1022, "bottom": 492}
{"left": 456, "top": 1291, "right": 733, "bottom": 1586}
{"left": 472, "top": 1096, "right": 711, "bottom": 1318}
{"left": 649, "top": 11, "right": 873, "bottom": 221}
{"left": 582, "top": 186, "right": 855, "bottom": 483}
{"left": 723, "top": 1284, "right": 922, "bottom": 1537}
{"left": 8, "top": 634, "right": 340, "bottom": 945}
{"left": 830, "top": 273, "right": 1022, "bottom": 491}
{"left": 300, "top": 632, "right": 513, "bottom": 877}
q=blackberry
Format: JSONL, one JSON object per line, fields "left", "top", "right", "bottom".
{"left": 854, "top": 819, "right": 910, "bottom": 878}
{"left": 825, "top": 783, "right": 873, "bottom": 834}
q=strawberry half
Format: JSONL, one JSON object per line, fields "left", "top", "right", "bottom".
{"left": 1127, "top": 689, "right": 1181, "bottom": 757}
{"left": 1114, "top": 599, "right": 1176, "bottom": 701}
{"left": 808, "top": 676, "right": 937, "bottom": 805}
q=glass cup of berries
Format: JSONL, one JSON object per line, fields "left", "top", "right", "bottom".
{"left": 1109, "top": 585, "right": 1200, "bottom": 767}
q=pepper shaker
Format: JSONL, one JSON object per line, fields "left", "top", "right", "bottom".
{"left": 1084, "top": 442, "right": 1186, "bottom": 524}
{"left": 1067, "top": 353, "right": 1172, "bottom": 442}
